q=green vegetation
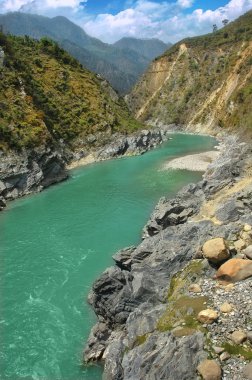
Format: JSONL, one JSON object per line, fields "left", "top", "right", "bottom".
{"left": 157, "top": 295, "right": 208, "bottom": 333}
{"left": 0, "top": 33, "right": 141, "bottom": 150}
{"left": 168, "top": 260, "right": 204, "bottom": 301}
{"left": 133, "top": 334, "right": 149, "bottom": 347}
{"left": 156, "top": 260, "right": 208, "bottom": 334}
{"left": 222, "top": 342, "right": 252, "bottom": 360}
{"left": 164, "top": 10, "right": 252, "bottom": 56}
{"left": 0, "top": 12, "right": 168, "bottom": 94}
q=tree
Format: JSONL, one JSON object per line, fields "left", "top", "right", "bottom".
{"left": 213, "top": 24, "right": 218, "bottom": 33}
{"left": 222, "top": 19, "right": 229, "bottom": 26}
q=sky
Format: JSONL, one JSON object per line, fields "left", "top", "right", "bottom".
{"left": 0, "top": 0, "right": 252, "bottom": 43}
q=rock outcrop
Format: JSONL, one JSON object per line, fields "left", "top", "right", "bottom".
{"left": 84, "top": 138, "right": 252, "bottom": 379}
{"left": 0, "top": 145, "right": 68, "bottom": 202}
{"left": 0, "top": 126, "right": 172, "bottom": 210}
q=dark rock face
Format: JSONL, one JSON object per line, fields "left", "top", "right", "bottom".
{"left": 142, "top": 182, "right": 205, "bottom": 238}
{"left": 84, "top": 138, "right": 252, "bottom": 380}
{"left": 122, "top": 332, "right": 206, "bottom": 380}
{"left": 0, "top": 146, "right": 68, "bottom": 207}
{"left": 0, "top": 126, "right": 173, "bottom": 211}
{"left": 97, "top": 128, "right": 172, "bottom": 160}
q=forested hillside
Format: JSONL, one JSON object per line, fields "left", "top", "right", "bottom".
{"left": 0, "top": 33, "right": 141, "bottom": 151}
{"left": 0, "top": 12, "right": 169, "bottom": 94}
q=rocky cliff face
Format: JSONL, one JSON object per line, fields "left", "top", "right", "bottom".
{"left": 84, "top": 136, "right": 252, "bottom": 380}
{"left": 0, "top": 32, "right": 148, "bottom": 209}
{"left": 0, "top": 127, "right": 173, "bottom": 209}
{"left": 126, "top": 11, "right": 252, "bottom": 135}
{"left": 83, "top": 12, "right": 252, "bottom": 379}
{"left": 0, "top": 145, "right": 68, "bottom": 209}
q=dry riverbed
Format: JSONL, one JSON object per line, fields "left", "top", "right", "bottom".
{"left": 161, "top": 151, "right": 220, "bottom": 172}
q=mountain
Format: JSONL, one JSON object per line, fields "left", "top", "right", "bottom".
{"left": 0, "top": 12, "right": 169, "bottom": 94}
{"left": 114, "top": 37, "right": 171, "bottom": 61}
{"left": 0, "top": 32, "right": 140, "bottom": 151}
{"left": 127, "top": 11, "right": 252, "bottom": 134}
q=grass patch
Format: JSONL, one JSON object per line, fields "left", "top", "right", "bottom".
{"left": 133, "top": 334, "right": 149, "bottom": 347}
{"left": 222, "top": 342, "right": 252, "bottom": 360}
{"left": 157, "top": 295, "right": 208, "bottom": 332}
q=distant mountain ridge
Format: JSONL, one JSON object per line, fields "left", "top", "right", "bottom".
{"left": 0, "top": 12, "right": 171, "bottom": 94}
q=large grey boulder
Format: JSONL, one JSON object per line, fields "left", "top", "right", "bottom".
{"left": 0, "top": 146, "right": 68, "bottom": 206}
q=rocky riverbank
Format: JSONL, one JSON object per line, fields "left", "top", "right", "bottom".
{"left": 84, "top": 135, "right": 252, "bottom": 380}
{"left": 0, "top": 126, "right": 173, "bottom": 210}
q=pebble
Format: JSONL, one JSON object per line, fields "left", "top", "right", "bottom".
{"left": 189, "top": 283, "right": 202, "bottom": 293}
{"left": 231, "top": 330, "right": 247, "bottom": 345}
{"left": 199, "top": 277, "right": 252, "bottom": 380}
{"left": 220, "top": 352, "right": 231, "bottom": 361}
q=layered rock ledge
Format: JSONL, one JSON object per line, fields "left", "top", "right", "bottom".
{"left": 0, "top": 126, "right": 173, "bottom": 210}
{"left": 84, "top": 136, "right": 252, "bottom": 380}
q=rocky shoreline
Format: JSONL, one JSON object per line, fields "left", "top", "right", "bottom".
{"left": 84, "top": 135, "right": 252, "bottom": 380}
{"left": 0, "top": 126, "right": 173, "bottom": 211}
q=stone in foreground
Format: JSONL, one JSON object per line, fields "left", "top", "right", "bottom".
{"left": 202, "top": 238, "right": 230, "bottom": 263}
{"left": 220, "top": 302, "right": 233, "bottom": 313}
{"left": 189, "top": 283, "right": 202, "bottom": 293}
{"left": 234, "top": 239, "right": 247, "bottom": 252}
{"left": 243, "top": 362, "right": 252, "bottom": 380}
{"left": 243, "top": 245, "right": 252, "bottom": 260}
{"left": 197, "top": 309, "right": 218, "bottom": 324}
{"left": 215, "top": 258, "right": 252, "bottom": 282}
{"left": 231, "top": 330, "right": 247, "bottom": 345}
{"left": 197, "top": 359, "right": 222, "bottom": 380}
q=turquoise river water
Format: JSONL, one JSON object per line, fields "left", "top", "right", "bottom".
{"left": 0, "top": 134, "right": 216, "bottom": 380}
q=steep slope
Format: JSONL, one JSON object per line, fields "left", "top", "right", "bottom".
{"left": 0, "top": 33, "right": 145, "bottom": 205}
{"left": 113, "top": 37, "right": 170, "bottom": 61}
{"left": 0, "top": 12, "right": 168, "bottom": 94}
{"left": 0, "top": 33, "right": 140, "bottom": 151}
{"left": 127, "top": 11, "right": 252, "bottom": 134}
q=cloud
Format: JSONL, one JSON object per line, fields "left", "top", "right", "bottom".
{"left": 0, "top": 0, "right": 87, "bottom": 13}
{"left": 0, "top": 0, "right": 251, "bottom": 43}
{"left": 177, "top": 0, "right": 194, "bottom": 9}
{"left": 83, "top": 0, "right": 252, "bottom": 43}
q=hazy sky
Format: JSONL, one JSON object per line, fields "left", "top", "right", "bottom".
{"left": 0, "top": 0, "right": 252, "bottom": 43}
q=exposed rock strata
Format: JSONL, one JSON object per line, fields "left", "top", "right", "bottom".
{"left": 84, "top": 137, "right": 252, "bottom": 380}
{"left": 0, "top": 126, "right": 172, "bottom": 210}
{"left": 0, "top": 145, "right": 68, "bottom": 203}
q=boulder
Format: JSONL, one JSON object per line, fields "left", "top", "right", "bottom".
{"left": 215, "top": 259, "right": 252, "bottom": 282}
{"left": 202, "top": 238, "right": 230, "bottom": 263}
{"left": 243, "top": 245, "right": 252, "bottom": 260}
{"left": 220, "top": 302, "right": 233, "bottom": 313}
{"left": 247, "top": 332, "right": 252, "bottom": 344}
{"left": 230, "top": 330, "right": 247, "bottom": 344}
{"left": 244, "top": 224, "right": 252, "bottom": 232}
{"left": 197, "top": 359, "right": 222, "bottom": 380}
{"left": 197, "top": 309, "right": 218, "bottom": 324}
{"left": 243, "top": 362, "right": 252, "bottom": 380}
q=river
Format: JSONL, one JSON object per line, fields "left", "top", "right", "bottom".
{"left": 0, "top": 133, "right": 216, "bottom": 380}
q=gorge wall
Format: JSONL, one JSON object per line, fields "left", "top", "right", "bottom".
{"left": 85, "top": 11, "right": 252, "bottom": 380}
{"left": 126, "top": 11, "right": 252, "bottom": 136}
